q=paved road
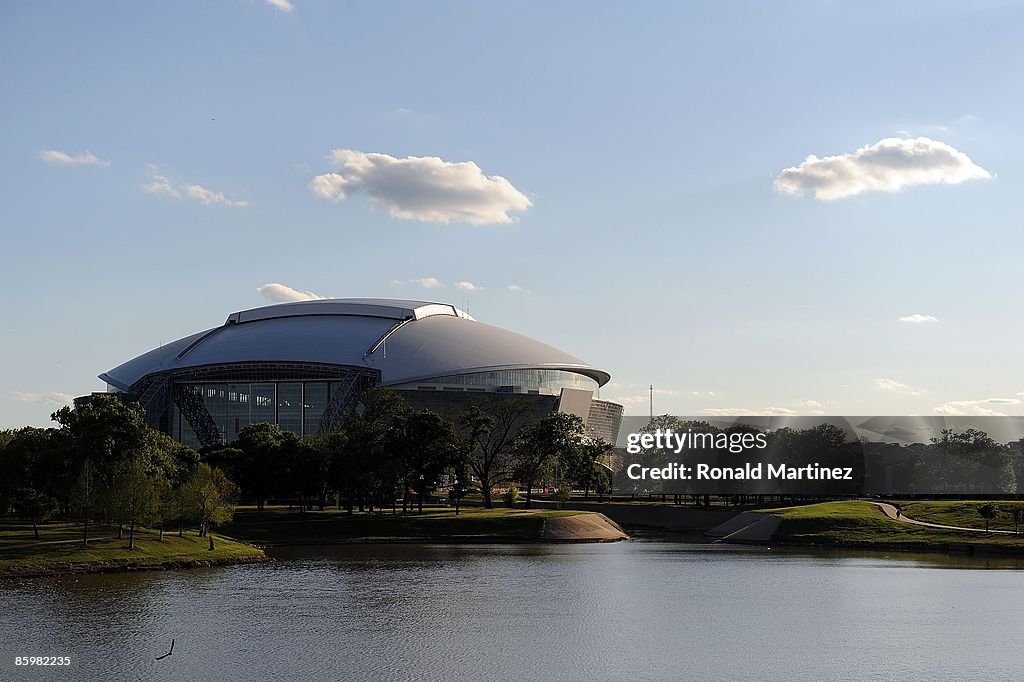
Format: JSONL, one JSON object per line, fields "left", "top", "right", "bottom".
{"left": 873, "top": 502, "right": 1019, "bottom": 535}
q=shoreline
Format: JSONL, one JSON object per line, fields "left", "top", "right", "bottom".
{"left": 0, "top": 553, "right": 271, "bottom": 581}
{"left": 0, "top": 511, "right": 628, "bottom": 579}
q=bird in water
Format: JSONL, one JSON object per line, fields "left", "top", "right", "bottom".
{"left": 155, "top": 639, "right": 175, "bottom": 661}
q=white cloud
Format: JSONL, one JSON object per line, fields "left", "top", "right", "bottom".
{"left": 934, "top": 398, "right": 1021, "bottom": 417}
{"left": 389, "top": 279, "right": 404, "bottom": 287}
{"left": 309, "top": 149, "right": 532, "bottom": 224}
{"left": 141, "top": 174, "right": 181, "bottom": 198}
{"left": 413, "top": 277, "right": 443, "bottom": 289}
{"left": 39, "top": 150, "right": 109, "bottom": 167}
{"left": 899, "top": 313, "right": 939, "bottom": 323}
{"left": 454, "top": 281, "right": 482, "bottom": 291}
{"left": 774, "top": 137, "right": 991, "bottom": 200}
{"left": 874, "top": 378, "right": 924, "bottom": 396}
{"left": 257, "top": 283, "right": 327, "bottom": 302}
{"left": 508, "top": 284, "right": 529, "bottom": 293}
{"left": 699, "top": 407, "right": 799, "bottom": 417}
{"left": 14, "top": 391, "right": 76, "bottom": 406}
{"left": 186, "top": 184, "right": 249, "bottom": 207}
{"left": 605, "top": 389, "right": 680, "bottom": 409}
{"left": 142, "top": 166, "right": 246, "bottom": 206}
{"left": 265, "top": 0, "right": 294, "bottom": 12}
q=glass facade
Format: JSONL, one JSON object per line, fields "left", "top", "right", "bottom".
{"left": 171, "top": 381, "right": 349, "bottom": 448}
{"left": 398, "top": 369, "right": 599, "bottom": 395}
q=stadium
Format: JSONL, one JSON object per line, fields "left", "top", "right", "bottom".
{"left": 100, "top": 298, "right": 623, "bottom": 449}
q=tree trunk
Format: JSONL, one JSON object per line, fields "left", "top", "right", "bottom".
{"left": 482, "top": 486, "right": 493, "bottom": 509}
{"left": 178, "top": 515, "right": 184, "bottom": 538}
{"left": 209, "top": 534, "right": 215, "bottom": 551}
{"left": 32, "top": 519, "right": 39, "bottom": 540}
{"left": 402, "top": 476, "right": 409, "bottom": 513}
{"left": 129, "top": 520, "right": 135, "bottom": 549}
{"left": 525, "top": 481, "right": 533, "bottom": 509}
{"left": 82, "top": 517, "right": 89, "bottom": 547}
{"left": 159, "top": 521, "right": 164, "bottom": 542}
{"left": 118, "top": 523, "right": 123, "bottom": 539}
{"left": 418, "top": 490, "right": 424, "bottom": 514}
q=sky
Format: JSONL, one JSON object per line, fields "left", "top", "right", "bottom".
{"left": 2, "top": 0, "right": 1023, "bottom": 427}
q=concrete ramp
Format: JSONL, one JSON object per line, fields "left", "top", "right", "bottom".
{"left": 542, "top": 513, "right": 629, "bottom": 542}
{"left": 706, "top": 512, "right": 781, "bottom": 543}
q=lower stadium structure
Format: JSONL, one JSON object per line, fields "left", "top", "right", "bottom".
{"left": 100, "top": 298, "right": 623, "bottom": 449}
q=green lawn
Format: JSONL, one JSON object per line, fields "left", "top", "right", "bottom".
{"left": 896, "top": 500, "right": 1024, "bottom": 533}
{"left": 0, "top": 521, "right": 121, "bottom": 546}
{"left": 762, "top": 501, "right": 1024, "bottom": 550}
{"left": 0, "top": 522, "right": 265, "bottom": 578}
{"left": 221, "top": 506, "right": 586, "bottom": 545}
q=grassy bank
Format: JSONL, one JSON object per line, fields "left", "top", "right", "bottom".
{"left": 896, "top": 501, "right": 1024, "bottom": 533}
{"left": 764, "top": 501, "right": 1024, "bottom": 552}
{"left": 0, "top": 521, "right": 266, "bottom": 579}
{"left": 221, "top": 506, "right": 588, "bottom": 545}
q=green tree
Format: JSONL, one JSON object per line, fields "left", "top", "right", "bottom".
{"left": 51, "top": 395, "right": 149, "bottom": 485}
{"left": 1011, "top": 505, "right": 1024, "bottom": 534}
{"left": 333, "top": 389, "right": 409, "bottom": 514}
{"left": 565, "top": 436, "right": 611, "bottom": 499}
{"left": 0, "top": 427, "right": 70, "bottom": 516}
{"left": 513, "top": 412, "right": 585, "bottom": 509}
{"left": 396, "top": 410, "right": 459, "bottom": 513}
{"left": 977, "top": 503, "right": 998, "bottom": 533}
{"left": 458, "top": 399, "right": 534, "bottom": 509}
{"left": 108, "top": 459, "right": 160, "bottom": 549}
{"left": 286, "top": 437, "right": 333, "bottom": 513}
{"left": 235, "top": 423, "right": 292, "bottom": 511}
{"left": 184, "top": 464, "right": 240, "bottom": 550}
{"left": 69, "top": 458, "right": 101, "bottom": 546}
{"left": 13, "top": 487, "right": 59, "bottom": 539}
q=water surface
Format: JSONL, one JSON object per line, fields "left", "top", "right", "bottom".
{"left": 3, "top": 542, "right": 1024, "bottom": 681}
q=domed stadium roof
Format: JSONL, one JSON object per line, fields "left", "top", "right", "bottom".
{"left": 100, "top": 298, "right": 610, "bottom": 391}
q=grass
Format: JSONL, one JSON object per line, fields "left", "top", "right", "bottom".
{"left": 221, "top": 506, "right": 587, "bottom": 545}
{"left": 0, "top": 521, "right": 265, "bottom": 579}
{"left": 762, "top": 501, "right": 1024, "bottom": 550}
{"left": 896, "top": 501, "right": 1024, "bottom": 533}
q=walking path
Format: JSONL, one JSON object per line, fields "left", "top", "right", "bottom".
{"left": 0, "top": 536, "right": 118, "bottom": 551}
{"left": 873, "top": 502, "right": 1019, "bottom": 535}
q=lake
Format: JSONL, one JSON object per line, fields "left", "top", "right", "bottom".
{"left": 3, "top": 542, "right": 1024, "bottom": 681}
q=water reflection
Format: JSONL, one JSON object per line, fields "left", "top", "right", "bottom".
{"left": 3, "top": 542, "right": 1024, "bottom": 681}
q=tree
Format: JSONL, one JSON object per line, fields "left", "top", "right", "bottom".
{"left": 977, "top": 503, "right": 998, "bottom": 533}
{"left": 565, "top": 437, "right": 611, "bottom": 499}
{"left": 1, "top": 427, "right": 70, "bottom": 517}
{"left": 108, "top": 459, "right": 160, "bottom": 549}
{"left": 512, "top": 412, "right": 585, "bottom": 509}
{"left": 69, "top": 458, "right": 100, "bottom": 546}
{"left": 52, "top": 395, "right": 149, "bottom": 487}
{"left": 458, "top": 399, "right": 535, "bottom": 509}
{"left": 1011, "top": 505, "right": 1024, "bottom": 534}
{"left": 396, "top": 410, "right": 459, "bottom": 513}
{"left": 184, "top": 464, "right": 239, "bottom": 550}
{"left": 153, "top": 477, "right": 176, "bottom": 541}
{"left": 286, "top": 437, "right": 333, "bottom": 513}
{"left": 13, "top": 487, "right": 58, "bottom": 540}
{"left": 235, "top": 423, "right": 292, "bottom": 511}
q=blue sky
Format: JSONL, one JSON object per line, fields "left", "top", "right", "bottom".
{"left": 2, "top": 0, "right": 1023, "bottom": 426}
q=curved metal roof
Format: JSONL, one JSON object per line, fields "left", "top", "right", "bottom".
{"left": 100, "top": 298, "right": 610, "bottom": 390}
